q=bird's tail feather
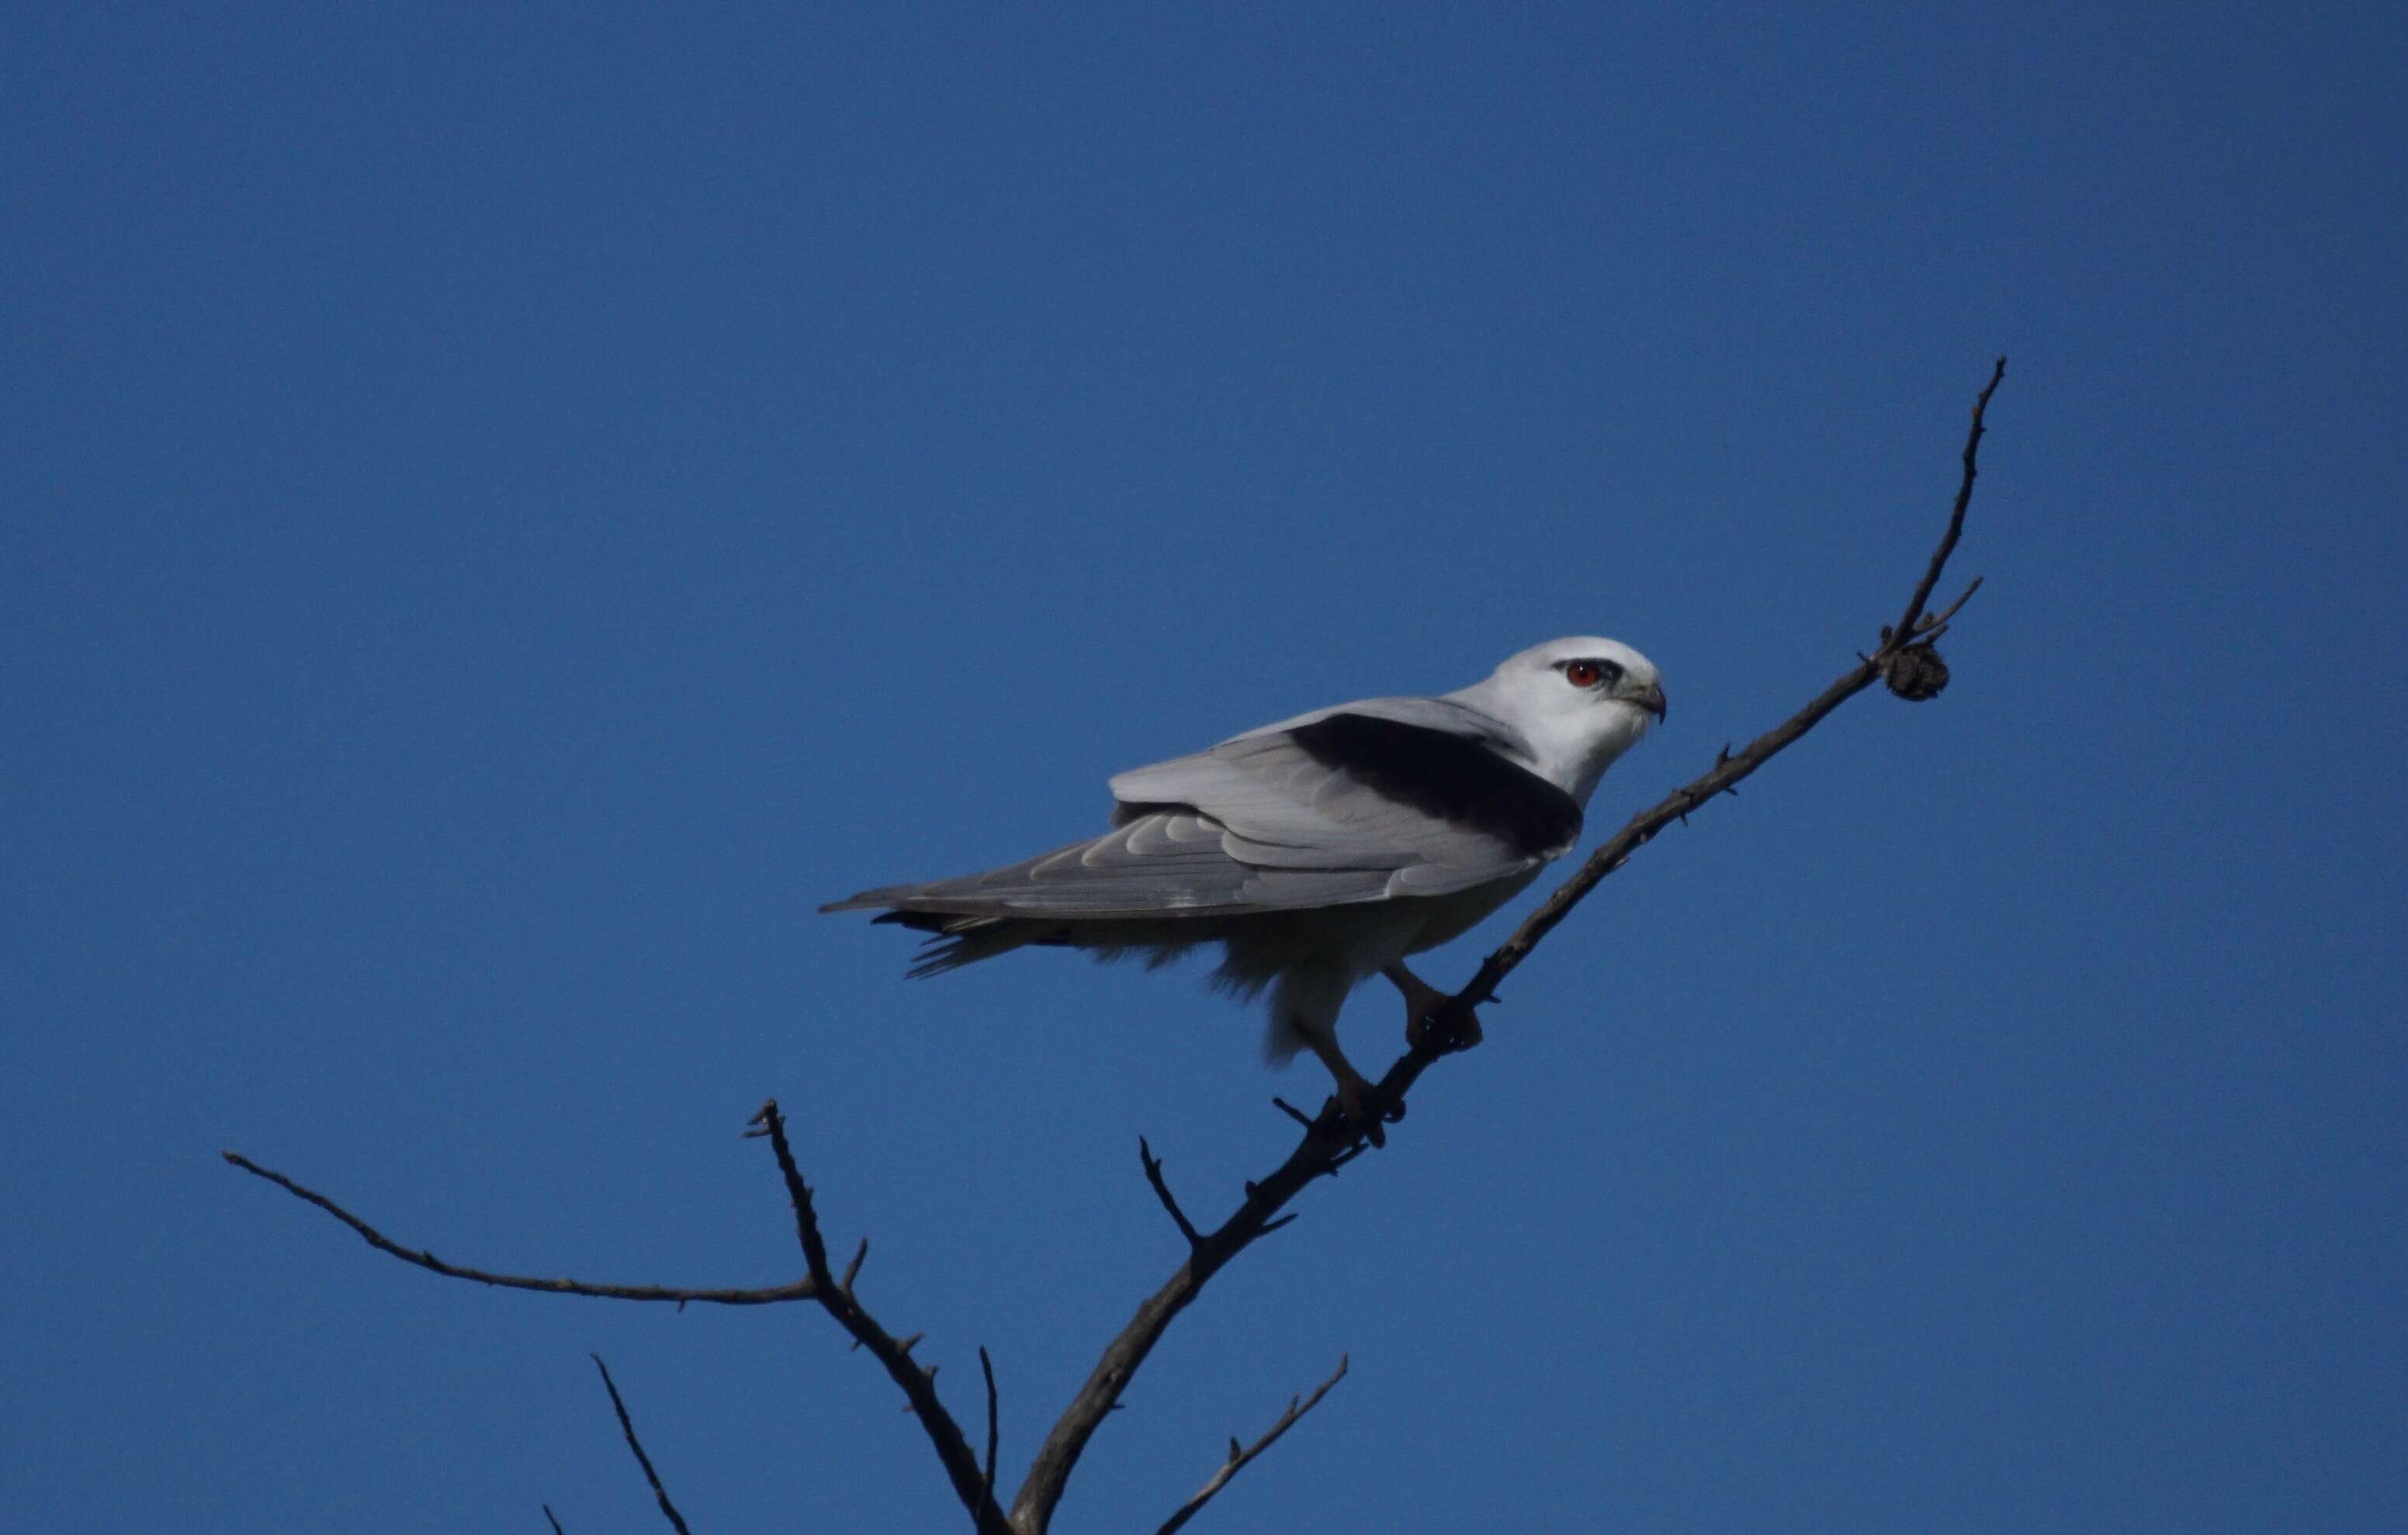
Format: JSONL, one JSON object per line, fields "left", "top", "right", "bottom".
{"left": 871, "top": 910, "right": 1216, "bottom": 979}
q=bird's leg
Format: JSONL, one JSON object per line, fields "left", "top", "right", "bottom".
{"left": 1300, "top": 1028, "right": 1388, "bottom": 1148}
{"left": 1384, "top": 962, "right": 1482, "bottom": 1052}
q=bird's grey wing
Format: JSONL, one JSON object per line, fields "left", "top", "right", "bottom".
{"left": 819, "top": 809, "right": 1384, "bottom": 919}
{"left": 1110, "top": 697, "right": 1580, "bottom": 897}
{"left": 822, "top": 695, "right": 1580, "bottom": 922}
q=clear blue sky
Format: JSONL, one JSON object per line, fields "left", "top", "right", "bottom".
{"left": 9, "top": 4, "right": 2404, "bottom": 1530}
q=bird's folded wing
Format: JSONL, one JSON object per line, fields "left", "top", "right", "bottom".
{"left": 824, "top": 696, "right": 1579, "bottom": 920}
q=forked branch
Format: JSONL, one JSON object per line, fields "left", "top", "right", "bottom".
{"left": 743, "top": 1100, "right": 1012, "bottom": 1534}
{"left": 223, "top": 1112, "right": 1010, "bottom": 1534}
{"left": 1007, "top": 357, "right": 2008, "bottom": 1532}
{"left": 1155, "top": 1356, "right": 1349, "bottom": 1534}
{"left": 219, "top": 1151, "right": 819, "bottom": 1306}
{"left": 229, "top": 360, "right": 2006, "bottom": 1535}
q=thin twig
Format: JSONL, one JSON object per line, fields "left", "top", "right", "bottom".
{"left": 1010, "top": 359, "right": 2008, "bottom": 1533}
{"left": 745, "top": 1102, "right": 830, "bottom": 1280}
{"left": 1922, "top": 574, "right": 1984, "bottom": 633}
{"left": 1892, "top": 355, "right": 2007, "bottom": 644}
{"left": 979, "top": 1346, "right": 1000, "bottom": 1503}
{"left": 220, "top": 1152, "right": 819, "bottom": 1306}
{"left": 591, "top": 1356, "right": 693, "bottom": 1535}
{"left": 1155, "top": 1357, "right": 1349, "bottom": 1534}
{"left": 543, "top": 1505, "right": 566, "bottom": 1534}
{"left": 1138, "top": 1138, "right": 1204, "bottom": 1249}
{"left": 746, "top": 1101, "right": 1013, "bottom": 1535}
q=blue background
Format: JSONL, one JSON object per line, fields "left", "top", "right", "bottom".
{"left": 9, "top": 4, "right": 2404, "bottom": 1530}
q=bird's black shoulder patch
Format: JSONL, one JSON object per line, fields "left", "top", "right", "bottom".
{"left": 1110, "top": 799, "right": 1190, "bottom": 828}
{"left": 1286, "top": 712, "right": 1582, "bottom": 859}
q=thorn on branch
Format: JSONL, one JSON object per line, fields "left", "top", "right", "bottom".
{"left": 843, "top": 1238, "right": 868, "bottom": 1295}
{"left": 1270, "top": 1097, "right": 1315, "bottom": 1128}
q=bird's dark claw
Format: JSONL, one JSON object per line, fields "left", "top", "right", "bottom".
{"left": 1328, "top": 1077, "right": 1399, "bottom": 1148}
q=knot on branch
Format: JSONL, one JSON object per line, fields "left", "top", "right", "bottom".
{"left": 1880, "top": 643, "right": 1950, "bottom": 702}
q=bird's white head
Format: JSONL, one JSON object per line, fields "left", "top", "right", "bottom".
{"left": 1451, "top": 636, "right": 1665, "bottom": 803}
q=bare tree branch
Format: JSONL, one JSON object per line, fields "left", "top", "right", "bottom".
{"left": 1892, "top": 356, "right": 2008, "bottom": 644}
{"left": 1155, "top": 1356, "right": 1348, "bottom": 1534}
{"left": 543, "top": 1504, "right": 566, "bottom": 1533}
{"left": 1138, "top": 1137, "right": 1203, "bottom": 1249}
{"left": 230, "top": 362, "right": 2006, "bottom": 1535}
{"left": 1008, "top": 358, "right": 2009, "bottom": 1532}
{"left": 979, "top": 1346, "right": 1001, "bottom": 1505}
{"left": 219, "top": 1152, "right": 819, "bottom": 1306}
{"left": 744, "top": 1100, "right": 1013, "bottom": 1535}
{"left": 592, "top": 1355, "right": 694, "bottom": 1535}
{"left": 225, "top": 1119, "right": 1010, "bottom": 1530}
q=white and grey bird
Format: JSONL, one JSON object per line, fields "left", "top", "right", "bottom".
{"left": 823, "top": 637, "right": 1665, "bottom": 1134}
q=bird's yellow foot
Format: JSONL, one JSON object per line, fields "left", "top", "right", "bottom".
{"left": 1332, "top": 1072, "right": 1391, "bottom": 1148}
{"left": 1304, "top": 1033, "right": 1391, "bottom": 1147}
{"left": 1385, "top": 963, "right": 1483, "bottom": 1053}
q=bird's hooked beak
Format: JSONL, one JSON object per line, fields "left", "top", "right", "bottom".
{"left": 1627, "top": 681, "right": 1668, "bottom": 722}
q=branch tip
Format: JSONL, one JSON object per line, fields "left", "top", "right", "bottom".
{"left": 979, "top": 1346, "right": 1000, "bottom": 1501}
{"left": 1155, "top": 1356, "right": 1350, "bottom": 1533}
{"left": 1890, "top": 357, "right": 2008, "bottom": 645}
{"left": 220, "top": 1148, "right": 820, "bottom": 1305}
{"left": 591, "top": 1355, "right": 693, "bottom": 1535}
{"left": 1139, "top": 1136, "right": 1205, "bottom": 1249}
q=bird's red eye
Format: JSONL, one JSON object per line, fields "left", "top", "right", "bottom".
{"left": 1564, "top": 661, "right": 1601, "bottom": 688}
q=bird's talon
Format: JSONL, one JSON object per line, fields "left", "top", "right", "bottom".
{"left": 1332, "top": 1081, "right": 1388, "bottom": 1148}
{"left": 1409, "top": 1005, "right": 1485, "bottom": 1054}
